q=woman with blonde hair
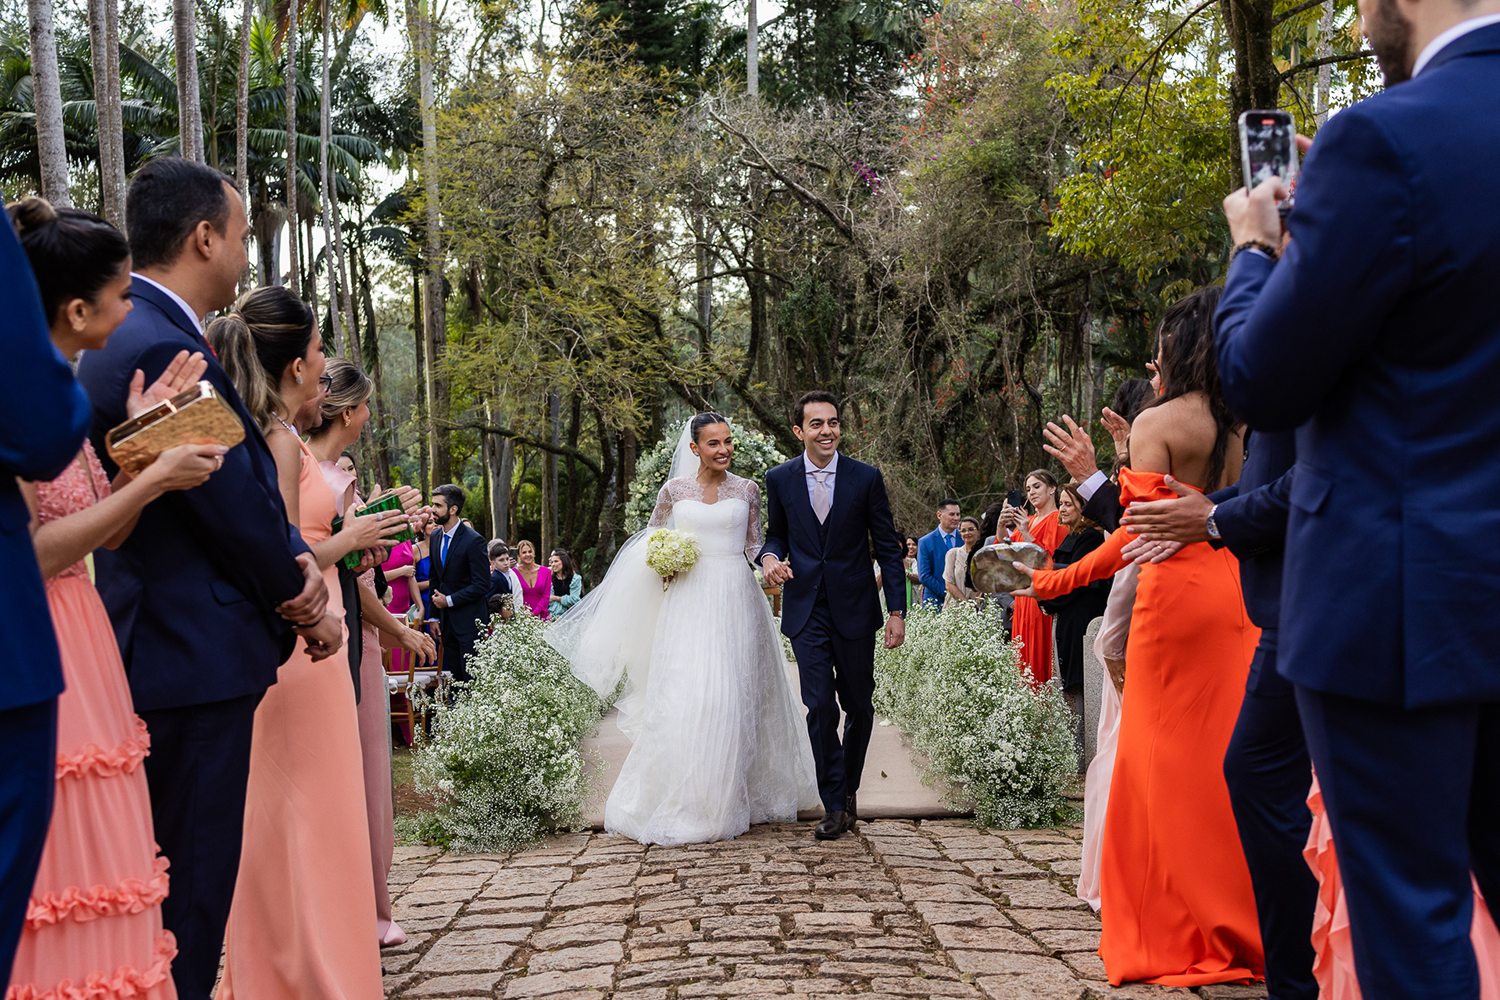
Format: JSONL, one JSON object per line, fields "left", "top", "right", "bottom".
{"left": 206, "top": 287, "right": 395, "bottom": 999}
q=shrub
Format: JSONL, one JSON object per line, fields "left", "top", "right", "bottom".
{"left": 409, "top": 609, "right": 604, "bottom": 852}
{"left": 874, "top": 604, "right": 1077, "bottom": 828}
{"left": 624, "top": 417, "right": 789, "bottom": 532}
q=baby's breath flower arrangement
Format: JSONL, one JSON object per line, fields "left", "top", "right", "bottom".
{"left": 625, "top": 418, "right": 788, "bottom": 532}
{"left": 409, "top": 607, "right": 604, "bottom": 852}
{"left": 645, "top": 528, "right": 699, "bottom": 585}
{"left": 874, "top": 604, "right": 1077, "bottom": 829}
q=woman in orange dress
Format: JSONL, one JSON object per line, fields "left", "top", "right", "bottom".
{"left": 6, "top": 200, "right": 225, "bottom": 1000}
{"left": 1019, "top": 287, "right": 1263, "bottom": 987}
{"left": 1003, "top": 470, "right": 1066, "bottom": 684}
{"left": 206, "top": 287, "right": 392, "bottom": 1000}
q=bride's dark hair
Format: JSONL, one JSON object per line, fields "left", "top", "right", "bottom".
{"left": 690, "top": 411, "right": 731, "bottom": 442}
{"left": 1140, "top": 286, "right": 1242, "bottom": 490}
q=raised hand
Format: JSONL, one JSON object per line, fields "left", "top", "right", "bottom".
{"left": 126, "top": 350, "right": 208, "bottom": 419}
{"left": 1041, "top": 414, "right": 1098, "bottom": 482}
{"left": 1100, "top": 406, "right": 1131, "bottom": 460}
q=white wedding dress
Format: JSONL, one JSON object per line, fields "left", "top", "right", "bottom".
{"left": 547, "top": 469, "right": 819, "bottom": 845}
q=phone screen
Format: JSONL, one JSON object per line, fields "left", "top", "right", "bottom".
{"left": 1239, "top": 111, "right": 1296, "bottom": 190}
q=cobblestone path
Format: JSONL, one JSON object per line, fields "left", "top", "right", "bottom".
{"left": 381, "top": 820, "right": 1267, "bottom": 1000}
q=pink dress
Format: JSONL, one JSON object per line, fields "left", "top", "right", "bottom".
{"left": 381, "top": 541, "right": 414, "bottom": 617}
{"left": 518, "top": 565, "right": 552, "bottom": 619}
{"left": 320, "top": 463, "right": 403, "bottom": 948}
{"left": 1304, "top": 773, "right": 1500, "bottom": 998}
{"left": 6, "top": 444, "right": 177, "bottom": 1000}
{"left": 216, "top": 442, "right": 380, "bottom": 1000}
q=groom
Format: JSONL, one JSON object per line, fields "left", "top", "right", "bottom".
{"left": 761, "top": 391, "right": 907, "bottom": 840}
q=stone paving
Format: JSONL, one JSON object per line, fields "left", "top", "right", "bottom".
{"left": 380, "top": 820, "right": 1268, "bottom": 1000}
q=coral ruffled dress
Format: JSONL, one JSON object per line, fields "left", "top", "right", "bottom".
{"left": 1010, "top": 509, "right": 1064, "bottom": 684}
{"left": 1031, "top": 469, "right": 1263, "bottom": 987}
{"left": 216, "top": 440, "right": 381, "bottom": 1000}
{"left": 1304, "top": 773, "right": 1500, "bottom": 999}
{"left": 6, "top": 445, "right": 177, "bottom": 1000}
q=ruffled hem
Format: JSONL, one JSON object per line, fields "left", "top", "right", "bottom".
{"left": 26, "top": 857, "right": 170, "bottom": 929}
{"left": 56, "top": 719, "right": 150, "bottom": 781}
{"left": 5, "top": 930, "right": 176, "bottom": 1000}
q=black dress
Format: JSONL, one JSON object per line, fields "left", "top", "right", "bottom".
{"left": 1039, "top": 527, "right": 1112, "bottom": 689}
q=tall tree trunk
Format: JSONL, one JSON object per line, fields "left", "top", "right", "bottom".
{"left": 409, "top": 0, "right": 448, "bottom": 485}
{"left": 1316, "top": 0, "right": 1334, "bottom": 125}
{"left": 27, "top": 0, "right": 70, "bottom": 206}
{"left": 318, "top": 0, "right": 343, "bottom": 356}
{"left": 1221, "top": 0, "right": 1278, "bottom": 122}
{"left": 236, "top": 0, "right": 252, "bottom": 203}
{"left": 412, "top": 266, "right": 429, "bottom": 495}
{"left": 358, "top": 240, "right": 393, "bottom": 484}
{"left": 172, "top": 0, "right": 204, "bottom": 161}
{"left": 285, "top": 0, "right": 301, "bottom": 295}
{"left": 563, "top": 393, "right": 580, "bottom": 544}
{"left": 89, "top": 0, "right": 125, "bottom": 224}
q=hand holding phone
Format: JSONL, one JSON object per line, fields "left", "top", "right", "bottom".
{"left": 1238, "top": 110, "right": 1297, "bottom": 217}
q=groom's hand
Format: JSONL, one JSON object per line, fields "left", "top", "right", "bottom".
{"left": 883, "top": 613, "right": 905, "bottom": 650}
{"left": 761, "top": 554, "right": 794, "bottom": 586}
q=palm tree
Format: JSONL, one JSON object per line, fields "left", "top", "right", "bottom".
{"left": 172, "top": 0, "right": 203, "bottom": 160}
{"left": 88, "top": 0, "right": 124, "bottom": 224}
{"left": 26, "top": 0, "right": 70, "bottom": 204}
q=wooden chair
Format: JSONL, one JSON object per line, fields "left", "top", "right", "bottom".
{"left": 762, "top": 584, "right": 782, "bottom": 617}
{"left": 387, "top": 620, "right": 449, "bottom": 744}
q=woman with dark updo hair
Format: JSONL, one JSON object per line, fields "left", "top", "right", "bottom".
{"left": 7, "top": 197, "right": 227, "bottom": 1000}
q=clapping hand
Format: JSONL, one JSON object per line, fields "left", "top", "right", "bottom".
{"left": 126, "top": 350, "right": 209, "bottom": 419}
{"left": 1101, "top": 406, "right": 1131, "bottom": 461}
{"left": 1041, "top": 415, "right": 1098, "bottom": 482}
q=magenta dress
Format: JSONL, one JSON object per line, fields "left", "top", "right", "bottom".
{"left": 518, "top": 565, "right": 553, "bottom": 619}
{"left": 381, "top": 541, "right": 414, "bottom": 617}
{"left": 7, "top": 444, "right": 177, "bottom": 1000}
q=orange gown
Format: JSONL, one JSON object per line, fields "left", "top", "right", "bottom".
{"left": 1010, "top": 509, "right": 1065, "bottom": 684}
{"left": 1032, "top": 469, "right": 1263, "bottom": 987}
{"left": 216, "top": 440, "right": 381, "bottom": 1000}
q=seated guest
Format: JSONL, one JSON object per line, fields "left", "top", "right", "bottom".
{"left": 942, "top": 516, "right": 982, "bottom": 607}
{"left": 549, "top": 548, "right": 583, "bottom": 618}
{"left": 1039, "top": 484, "right": 1111, "bottom": 771}
{"left": 916, "top": 499, "right": 962, "bottom": 609}
{"left": 6, "top": 197, "right": 222, "bottom": 1000}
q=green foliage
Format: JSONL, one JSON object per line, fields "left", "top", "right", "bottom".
{"left": 624, "top": 417, "right": 789, "bottom": 532}
{"left": 874, "top": 605, "right": 1077, "bottom": 828}
{"left": 410, "top": 610, "right": 603, "bottom": 853}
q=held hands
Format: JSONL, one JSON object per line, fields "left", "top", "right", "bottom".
{"left": 140, "top": 443, "right": 228, "bottom": 493}
{"left": 760, "top": 554, "right": 793, "bottom": 587}
{"left": 297, "top": 612, "right": 344, "bottom": 661}
{"left": 1041, "top": 415, "right": 1098, "bottom": 482}
{"left": 278, "top": 553, "right": 329, "bottom": 625}
{"left": 126, "top": 350, "right": 209, "bottom": 419}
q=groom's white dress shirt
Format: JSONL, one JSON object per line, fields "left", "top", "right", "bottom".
{"left": 803, "top": 451, "right": 839, "bottom": 509}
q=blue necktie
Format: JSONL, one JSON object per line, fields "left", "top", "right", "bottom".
{"left": 947, "top": 531, "right": 959, "bottom": 549}
{"left": 441, "top": 531, "right": 451, "bottom": 566}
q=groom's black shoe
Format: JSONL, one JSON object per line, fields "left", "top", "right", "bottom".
{"left": 814, "top": 810, "right": 848, "bottom": 840}
{"left": 845, "top": 793, "right": 859, "bottom": 831}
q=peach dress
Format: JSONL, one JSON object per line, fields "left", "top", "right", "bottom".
{"left": 1304, "top": 773, "right": 1500, "bottom": 999}
{"left": 216, "top": 441, "right": 380, "bottom": 1000}
{"left": 6, "top": 444, "right": 177, "bottom": 1000}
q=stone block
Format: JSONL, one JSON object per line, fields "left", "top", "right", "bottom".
{"left": 1060, "top": 951, "right": 1106, "bottom": 979}
{"left": 527, "top": 941, "right": 624, "bottom": 974}
{"left": 832, "top": 948, "right": 929, "bottom": 963}
{"left": 869, "top": 977, "right": 984, "bottom": 997}
{"left": 677, "top": 980, "right": 789, "bottom": 998}
{"left": 1004, "top": 910, "right": 1099, "bottom": 931}
{"left": 1015, "top": 845, "right": 1082, "bottom": 863}
{"left": 1049, "top": 861, "right": 1082, "bottom": 877}
{"left": 405, "top": 973, "right": 507, "bottom": 996}
{"left": 792, "top": 912, "right": 873, "bottom": 931}
{"left": 791, "top": 981, "right": 853, "bottom": 994}
{"left": 899, "top": 884, "right": 996, "bottom": 905}
{"left": 549, "top": 903, "right": 634, "bottom": 926}
{"left": 975, "top": 975, "right": 1086, "bottom": 1000}
{"left": 383, "top": 952, "right": 421, "bottom": 973}
{"left": 614, "top": 960, "right": 725, "bottom": 990}
{"left": 817, "top": 962, "right": 912, "bottom": 978}
{"left": 551, "top": 883, "right": 635, "bottom": 908}
{"left": 468, "top": 897, "right": 555, "bottom": 914}
{"left": 948, "top": 951, "right": 1076, "bottom": 977}
{"left": 701, "top": 915, "right": 784, "bottom": 939}
{"left": 382, "top": 932, "right": 434, "bottom": 955}
{"left": 440, "top": 928, "right": 533, "bottom": 946}
{"left": 1081, "top": 985, "right": 1193, "bottom": 998}
{"left": 891, "top": 869, "right": 982, "bottom": 887}
{"left": 1032, "top": 929, "right": 1100, "bottom": 953}
{"left": 987, "top": 881, "right": 1089, "bottom": 911}
{"left": 630, "top": 945, "right": 686, "bottom": 962}
{"left": 502, "top": 967, "right": 615, "bottom": 997}
{"left": 408, "top": 874, "right": 496, "bottom": 894}
{"left": 382, "top": 971, "right": 417, "bottom": 995}
{"left": 960, "top": 860, "right": 1047, "bottom": 878}
{"left": 531, "top": 922, "right": 628, "bottom": 950}
{"left": 930, "top": 926, "right": 1042, "bottom": 953}
{"left": 1194, "top": 988, "right": 1268, "bottom": 1000}
{"left": 454, "top": 912, "right": 548, "bottom": 930}
{"left": 415, "top": 942, "right": 519, "bottom": 973}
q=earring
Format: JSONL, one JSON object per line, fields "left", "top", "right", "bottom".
{"left": 343, "top": 414, "right": 351, "bottom": 426}
{"left": 295, "top": 375, "right": 304, "bottom": 384}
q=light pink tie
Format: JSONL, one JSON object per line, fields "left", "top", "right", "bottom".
{"left": 813, "top": 471, "right": 831, "bottom": 523}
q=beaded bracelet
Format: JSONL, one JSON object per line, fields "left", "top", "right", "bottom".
{"left": 1231, "top": 239, "right": 1280, "bottom": 263}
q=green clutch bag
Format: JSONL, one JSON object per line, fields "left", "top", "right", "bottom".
{"left": 331, "top": 492, "right": 415, "bottom": 569}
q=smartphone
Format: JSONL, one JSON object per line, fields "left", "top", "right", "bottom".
{"left": 1006, "top": 489, "right": 1026, "bottom": 510}
{"left": 1238, "top": 110, "right": 1297, "bottom": 213}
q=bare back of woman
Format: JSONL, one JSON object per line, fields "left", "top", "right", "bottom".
{"left": 1128, "top": 390, "right": 1245, "bottom": 492}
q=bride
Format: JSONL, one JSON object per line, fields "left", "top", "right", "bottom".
{"left": 546, "top": 412, "right": 820, "bottom": 844}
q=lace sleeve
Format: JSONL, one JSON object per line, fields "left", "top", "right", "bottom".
{"left": 647, "top": 483, "right": 673, "bottom": 529}
{"left": 744, "top": 479, "right": 763, "bottom": 563}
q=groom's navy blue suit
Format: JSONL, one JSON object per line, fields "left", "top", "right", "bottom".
{"left": 1216, "top": 22, "right": 1500, "bottom": 999}
{"left": 762, "top": 453, "right": 906, "bottom": 813}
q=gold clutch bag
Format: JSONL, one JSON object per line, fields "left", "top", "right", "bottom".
{"left": 105, "top": 380, "right": 246, "bottom": 476}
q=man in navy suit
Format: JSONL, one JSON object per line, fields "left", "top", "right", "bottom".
{"left": 0, "top": 209, "right": 93, "bottom": 984}
{"left": 915, "top": 499, "right": 961, "bottom": 609}
{"left": 75, "top": 157, "right": 338, "bottom": 1000}
{"left": 1121, "top": 430, "right": 1316, "bottom": 1000}
{"left": 1215, "top": 2, "right": 1500, "bottom": 995}
{"left": 760, "top": 391, "right": 907, "bottom": 839}
{"left": 427, "top": 484, "right": 492, "bottom": 683}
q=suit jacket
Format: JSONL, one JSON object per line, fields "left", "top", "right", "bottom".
{"left": 760, "top": 453, "right": 906, "bottom": 640}
{"left": 916, "top": 527, "right": 958, "bottom": 608}
{"left": 0, "top": 219, "right": 93, "bottom": 711}
{"left": 74, "top": 281, "right": 310, "bottom": 712}
{"left": 1082, "top": 479, "right": 1123, "bottom": 533}
{"left": 1215, "top": 24, "right": 1500, "bottom": 707}
{"left": 429, "top": 523, "right": 490, "bottom": 638}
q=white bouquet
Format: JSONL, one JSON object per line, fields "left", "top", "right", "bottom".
{"left": 645, "top": 528, "right": 699, "bottom": 587}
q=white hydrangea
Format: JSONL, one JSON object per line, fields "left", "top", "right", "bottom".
{"left": 874, "top": 604, "right": 1078, "bottom": 829}
{"left": 645, "top": 528, "right": 699, "bottom": 581}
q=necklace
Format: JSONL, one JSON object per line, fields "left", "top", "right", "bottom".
{"left": 273, "top": 414, "right": 299, "bottom": 436}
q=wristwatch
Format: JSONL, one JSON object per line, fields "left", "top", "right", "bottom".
{"left": 1206, "top": 504, "right": 1221, "bottom": 541}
